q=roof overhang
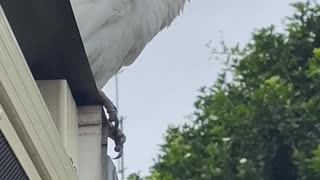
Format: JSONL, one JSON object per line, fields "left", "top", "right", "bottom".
{"left": 0, "top": 0, "right": 101, "bottom": 106}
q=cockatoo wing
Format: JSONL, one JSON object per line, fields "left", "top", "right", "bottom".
{"left": 71, "top": 0, "right": 187, "bottom": 89}
{"left": 71, "top": 0, "right": 131, "bottom": 41}
{"left": 71, "top": 0, "right": 134, "bottom": 88}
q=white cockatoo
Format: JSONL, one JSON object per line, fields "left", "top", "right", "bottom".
{"left": 70, "top": 0, "right": 189, "bottom": 157}
{"left": 70, "top": 0, "right": 189, "bottom": 89}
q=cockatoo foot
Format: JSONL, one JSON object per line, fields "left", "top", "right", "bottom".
{"left": 98, "top": 90, "right": 126, "bottom": 159}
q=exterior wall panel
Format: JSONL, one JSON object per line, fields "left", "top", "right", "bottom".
{"left": 0, "top": 5, "right": 77, "bottom": 180}
{"left": 37, "top": 80, "right": 79, "bottom": 171}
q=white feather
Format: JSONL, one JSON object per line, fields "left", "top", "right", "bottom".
{"left": 70, "top": 0, "right": 188, "bottom": 88}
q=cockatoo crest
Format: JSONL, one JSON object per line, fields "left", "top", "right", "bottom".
{"left": 71, "top": 0, "right": 189, "bottom": 88}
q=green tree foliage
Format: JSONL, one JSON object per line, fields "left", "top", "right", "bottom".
{"left": 127, "top": 172, "right": 144, "bottom": 180}
{"left": 147, "top": 2, "right": 320, "bottom": 180}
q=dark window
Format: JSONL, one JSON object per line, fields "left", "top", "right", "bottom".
{"left": 0, "top": 131, "right": 29, "bottom": 180}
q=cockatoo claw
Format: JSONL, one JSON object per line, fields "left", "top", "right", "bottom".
{"left": 113, "top": 149, "right": 123, "bottom": 160}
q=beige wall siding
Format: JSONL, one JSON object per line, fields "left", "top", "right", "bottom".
{"left": 0, "top": 5, "right": 77, "bottom": 180}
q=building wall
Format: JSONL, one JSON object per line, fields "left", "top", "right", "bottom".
{"left": 0, "top": 6, "right": 77, "bottom": 179}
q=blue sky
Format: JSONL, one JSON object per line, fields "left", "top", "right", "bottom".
{"left": 103, "top": 0, "right": 303, "bottom": 177}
